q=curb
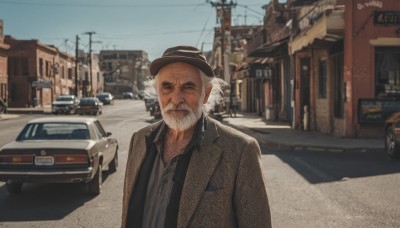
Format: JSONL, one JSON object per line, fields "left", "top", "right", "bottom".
{"left": 0, "top": 114, "right": 20, "bottom": 120}
{"left": 222, "top": 120, "right": 384, "bottom": 153}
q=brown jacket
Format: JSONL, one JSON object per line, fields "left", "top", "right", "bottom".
{"left": 122, "top": 117, "right": 272, "bottom": 228}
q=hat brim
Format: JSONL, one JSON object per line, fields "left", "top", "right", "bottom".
{"left": 150, "top": 56, "right": 215, "bottom": 77}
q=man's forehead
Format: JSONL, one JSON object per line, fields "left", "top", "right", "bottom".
{"left": 158, "top": 65, "right": 202, "bottom": 84}
{"left": 159, "top": 77, "right": 199, "bottom": 85}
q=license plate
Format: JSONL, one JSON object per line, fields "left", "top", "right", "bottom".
{"left": 35, "top": 156, "right": 54, "bottom": 166}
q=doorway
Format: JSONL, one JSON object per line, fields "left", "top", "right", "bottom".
{"left": 300, "top": 58, "right": 311, "bottom": 130}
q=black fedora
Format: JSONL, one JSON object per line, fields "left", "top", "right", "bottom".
{"left": 150, "top": 46, "right": 215, "bottom": 77}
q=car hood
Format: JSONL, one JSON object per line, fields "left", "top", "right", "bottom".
{"left": 385, "top": 112, "right": 400, "bottom": 125}
{"left": 52, "top": 100, "right": 74, "bottom": 105}
{"left": 1, "top": 140, "right": 95, "bottom": 150}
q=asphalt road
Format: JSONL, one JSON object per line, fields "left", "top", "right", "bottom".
{"left": 0, "top": 99, "right": 152, "bottom": 228}
{"left": 0, "top": 99, "right": 399, "bottom": 228}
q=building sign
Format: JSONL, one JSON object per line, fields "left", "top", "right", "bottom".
{"left": 251, "top": 65, "right": 272, "bottom": 80}
{"left": 374, "top": 11, "right": 400, "bottom": 25}
{"left": 357, "top": 0, "right": 383, "bottom": 10}
{"left": 32, "top": 80, "right": 52, "bottom": 89}
{"left": 358, "top": 98, "right": 400, "bottom": 123}
{"left": 217, "top": 6, "right": 231, "bottom": 31}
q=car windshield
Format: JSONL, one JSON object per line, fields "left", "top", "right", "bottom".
{"left": 96, "top": 94, "right": 110, "bottom": 98}
{"left": 80, "top": 99, "right": 96, "bottom": 105}
{"left": 17, "top": 122, "right": 90, "bottom": 140}
{"left": 56, "top": 96, "right": 73, "bottom": 101}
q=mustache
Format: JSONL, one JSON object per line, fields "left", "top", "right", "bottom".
{"left": 163, "top": 102, "right": 192, "bottom": 112}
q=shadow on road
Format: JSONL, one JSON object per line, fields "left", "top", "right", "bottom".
{"left": 0, "top": 172, "right": 113, "bottom": 222}
{"left": 262, "top": 147, "right": 400, "bottom": 184}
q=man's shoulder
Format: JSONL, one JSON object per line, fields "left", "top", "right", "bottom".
{"left": 207, "top": 116, "right": 256, "bottom": 143}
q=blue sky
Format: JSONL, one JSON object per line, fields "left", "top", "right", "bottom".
{"left": 0, "top": 0, "right": 285, "bottom": 61}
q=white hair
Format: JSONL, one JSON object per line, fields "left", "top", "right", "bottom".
{"left": 146, "top": 70, "right": 227, "bottom": 114}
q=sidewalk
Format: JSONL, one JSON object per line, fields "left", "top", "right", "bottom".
{"left": 0, "top": 106, "right": 52, "bottom": 120}
{"left": 222, "top": 112, "right": 384, "bottom": 153}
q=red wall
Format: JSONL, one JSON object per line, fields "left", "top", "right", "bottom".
{"left": 344, "top": 0, "right": 400, "bottom": 137}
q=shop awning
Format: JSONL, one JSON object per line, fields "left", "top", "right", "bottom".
{"left": 369, "top": 37, "right": 400, "bottom": 46}
{"left": 248, "top": 40, "right": 287, "bottom": 58}
{"left": 289, "top": 7, "right": 344, "bottom": 54}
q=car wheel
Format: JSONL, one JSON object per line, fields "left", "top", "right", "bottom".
{"left": 108, "top": 149, "right": 118, "bottom": 173}
{"left": 88, "top": 164, "right": 102, "bottom": 195}
{"left": 6, "top": 181, "right": 23, "bottom": 194}
{"left": 385, "top": 127, "right": 400, "bottom": 159}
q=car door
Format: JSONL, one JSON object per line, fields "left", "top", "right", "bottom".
{"left": 93, "top": 121, "right": 115, "bottom": 165}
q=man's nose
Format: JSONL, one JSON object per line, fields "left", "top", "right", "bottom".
{"left": 170, "top": 89, "right": 184, "bottom": 105}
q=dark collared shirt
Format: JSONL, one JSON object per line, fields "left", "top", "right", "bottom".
{"left": 141, "top": 115, "right": 206, "bottom": 228}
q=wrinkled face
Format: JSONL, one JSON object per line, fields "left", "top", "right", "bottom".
{"left": 156, "top": 62, "right": 206, "bottom": 131}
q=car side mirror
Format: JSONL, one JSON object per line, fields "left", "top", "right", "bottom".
{"left": 106, "top": 132, "right": 112, "bottom": 137}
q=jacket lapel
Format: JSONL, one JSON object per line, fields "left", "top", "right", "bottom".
{"left": 123, "top": 123, "right": 161, "bottom": 221}
{"left": 178, "top": 118, "right": 222, "bottom": 227}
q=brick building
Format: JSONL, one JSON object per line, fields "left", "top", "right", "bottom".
{"left": 288, "top": 0, "right": 400, "bottom": 137}
{"left": 5, "top": 35, "right": 75, "bottom": 107}
{"left": 0, "top": 20, "right": 9, "bottom": 101}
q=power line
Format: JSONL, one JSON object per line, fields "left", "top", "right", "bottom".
{"left": 96, "top": 29, "right": 213, "bottom": 40}
{"left": 0, "top": 0, "right": 207, "bottom": 8}
{"left": 196, "top": 8, "right": 214, "bottom": 48}
{"left": 236, "top": 4, "right": 264, "bottom": 16}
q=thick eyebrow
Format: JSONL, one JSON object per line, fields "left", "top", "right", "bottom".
{"left": 182, "top": 81, "right": 197, "bottom": 88}
{"left": 161, "top": 81, "right": 173, "bottom": 87}
{"left": 160, "top": 81, "right": 197, "bottom": 88}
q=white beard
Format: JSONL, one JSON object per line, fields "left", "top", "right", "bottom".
{"left": 161, "top": 97, "right": 204, "bottom": 132}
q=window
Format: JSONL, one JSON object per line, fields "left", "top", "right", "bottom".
{"left": 21, "top": 57, "right": 29, "bottom": 76}
{"left": 375, "top": 47, "right": 400, "bottom": 97}
{"left": 8, "top": 57, "right": 16, "bottom": 76}
{"left": 45, "top": 61, "right": 49, "bottom": 76}
{"left": 39, "top": 58, "right": 43, "bottom": 77}
{"left": 93, "top": 121, "right": 107, "bottom": 139}
{"left": 319, "top": 59, "right": 327, "bottom": 98}
{"left": 332, "top": 53, "right": 344, "bottom": 118}
{"left": 68, "top": 68, "right": 73, "bottom": 80}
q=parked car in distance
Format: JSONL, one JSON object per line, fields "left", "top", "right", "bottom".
{"left": 0, "top": 117, "right": 119, "bottom": 195}
{"left": 96, "top": 92, "right": 114, "bottom": 105}
{"left": 52, "top": 95, "right": 80, "bottom": 115}
{"left": 0, "top": 97, "right": 7, "bottom": 114}
{"left": 137, "top": 90, "right": 145, "bottom": 99}
{"left": 144, "top": 97, "right": 156, "bottom": 111}
{"left": 122, "top": 92, "right": 134, "bottom": 99}
{"left": 384, "top": 112, "right": 400, "bottom": 159}
{"left": 77, "top": 97, "right": 103, "bottom": 115}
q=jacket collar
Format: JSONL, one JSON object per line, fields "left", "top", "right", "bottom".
{"left": 178, "top": 116, "right": 223, "bottom": 227}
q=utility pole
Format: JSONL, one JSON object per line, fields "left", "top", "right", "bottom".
{"left": 207, "top": 0, "right": 236, "bottom": 113}
{"left": 84, "top": 31, "right": 95, "bottom": 96}
{"left": 75, "top": 35, "right": 80, "bottom": 97}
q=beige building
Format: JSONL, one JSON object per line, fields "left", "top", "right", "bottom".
{"left": 99, "top": 50, "right": 150, "bottom": 97}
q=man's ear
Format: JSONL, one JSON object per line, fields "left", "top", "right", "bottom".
{"left": 203, "top": 85, "right": 212, "bottom": 104}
